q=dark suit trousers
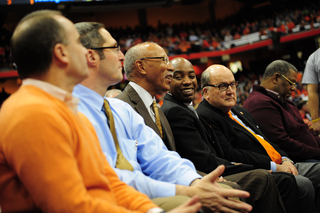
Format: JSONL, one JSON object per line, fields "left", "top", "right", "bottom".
{"left": 225, "top": 169, "right": 300, "bottom": 213}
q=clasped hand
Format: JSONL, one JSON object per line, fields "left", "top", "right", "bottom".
{"left": 188, "top": 165, "right": 252, "bottom": 213}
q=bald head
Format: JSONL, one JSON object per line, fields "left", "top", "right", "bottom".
{"left": 170, "top": 57, "right": 193, "bottom": 70}
{"left": 124, "top": 42, "right": 162, "bottom": 79}
{"left": 201, "top": 64, "right": 237, "bottom": 113}
{"left": 124, "top": 42, "right": 173, "bottom": 96}
{"left": 201, "top": 65, "right": 233, "bottom": 89}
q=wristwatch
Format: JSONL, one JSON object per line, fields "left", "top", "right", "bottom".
{"left": 282, "top": 158, "right": 294, "bottom": 164}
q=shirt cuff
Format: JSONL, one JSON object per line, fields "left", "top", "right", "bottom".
{"left": 270, "top": 161, "right": 276, "bottom": 172}
{"left": 147, "top": 207, "right": 165, "bottom": 213}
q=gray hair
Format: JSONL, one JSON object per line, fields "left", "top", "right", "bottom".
{"left": 124, "top": 42, "right": 156, "bottom": 79}
{"left": 263, "top": 60, "right": 298, "bottom": 80}
{"left": 200, "top": 69, "right": 212, "bottom": 89}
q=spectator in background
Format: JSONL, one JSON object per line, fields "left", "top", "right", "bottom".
{"left": 223, "top": 30, "right": 233, "bottom": 49}
{"left": 297, "top": 100, "right": 312, "bottom": 127}
{"left": 105, "top": 89, "right": 122, "bottom": 98}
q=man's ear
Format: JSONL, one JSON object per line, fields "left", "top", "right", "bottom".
{"left": 203, "top": 87, "right": 208, "bottom": 99}
{"left": 136, "top": 60, "right": 147, "bottom": 75}
{"left": 271, "top": 73, "right": 280, "bottom": 84}
{"left": 87, "top": 49, "right": 98, "bottom": 67}
{"left": 53, "top": 43, "right": 69, "bottom": 65}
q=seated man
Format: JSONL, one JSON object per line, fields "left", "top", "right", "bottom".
{"left": 244, "top": 60, "right": 320, "bottom": 162}
{"left": 197, "top": 63, "right": 320, "bottom": 212}
{"left": 0, "top": 10, "right": 202, "bottom": 213}
{"left": 161, "top": 57, "right": 301, "bottom": 213}
{"left": 116, "top": 42, "right": 299, "bottom": 212}
{"left": 72, "top": 23, "right": 252, "bottom": 212}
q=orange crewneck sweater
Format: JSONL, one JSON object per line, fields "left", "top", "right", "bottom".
{"left": 0, "top": 85, "right": 157, "bottom": 213}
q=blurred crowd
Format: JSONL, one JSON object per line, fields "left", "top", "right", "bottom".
{"left": 1, "top": 1, "right": 320, "bottom": 70}
{"left": 0, "top": 27, "right": 13, "bottom": 71}
{"left": 1, "top": 1, "right": 320, "bottom": 111}
{"left": 109, "top": 1, "right": 320, "bottom": 56}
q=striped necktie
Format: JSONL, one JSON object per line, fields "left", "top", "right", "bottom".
{"left": 103, "top": 99, "right": 134, "bottom": 171}
{"left": 228, "top": 111, "right": 282, "bottom": 164}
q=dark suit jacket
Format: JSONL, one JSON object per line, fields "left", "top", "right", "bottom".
{"left": 116, "top": 84, "right": 176, "bottom": 151}
{"left": 161, "top": 94, "right": 254, "bottom": 176}
{"left": 196, "top": 99, "right": 288, "bottom": 170}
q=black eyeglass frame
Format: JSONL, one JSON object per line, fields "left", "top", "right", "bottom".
{"left": 204, "top": 81, "right": 239, "bottom": 91}
{"left": 90, "top": 45, "right": 120, "bottom": 51}
{"left": 139, "top": 56, "right": 169, "bottom": 64}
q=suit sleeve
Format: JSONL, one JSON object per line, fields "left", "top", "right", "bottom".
{"left": 204, "top": 114, "right": 272, "bottom": 170}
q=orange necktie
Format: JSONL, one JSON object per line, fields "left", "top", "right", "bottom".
{"left": 228, "top": 111, "right": 282, "bottom": 164}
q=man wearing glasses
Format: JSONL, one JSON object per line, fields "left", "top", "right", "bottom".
{"left": 116, "top": 42, "right": 176, "bottom": 150}
{"left": 244, "top": 60, "right": 320, "bottom": 162}
{"left": 117, "top": 45, "right": 300, "bottom": 212}
{"left": 72, "top": 23, "right": 256, "bottom": 213}
{"left": 161, "top": 57, "right": 305, "bottom": 213}
{"left": 196, "top": 61, "right": 320, "bottom": 212}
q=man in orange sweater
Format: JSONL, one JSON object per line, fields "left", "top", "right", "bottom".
{"left": 0, "top": 10, "right": 204, "bottom": 213}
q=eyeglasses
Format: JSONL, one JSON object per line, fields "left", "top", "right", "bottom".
{"left": 281, "top": 75, "right": 297, "bottom": 88}
{"left": 90, "top": 45, "right": 121, "bottom": 53}
{"left": 204, "top": 81, "right": 239, "bottom": 91}
{"left": 140, "top": 56, "right": 169, "bottom": 64}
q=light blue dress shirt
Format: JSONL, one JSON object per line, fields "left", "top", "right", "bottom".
{"left": 73, "top": 84, "right": 201, "bottom": 198}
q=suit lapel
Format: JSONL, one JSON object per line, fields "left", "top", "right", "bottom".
{"left": 201, "top": 100, "right": 260, "bottom": 145}
{"left": 164, "top": 94, "right": 220, "bottom": 152}
{"left": 231, "top": 107, "right": 268, "bottom": 147}
{"left": 124, "top": 85, "right": 161, "bottom": 136}
{"left": 232, "top": 107, "right": 262, "bottom": 135}
{"left": 159, "top": 109, "right": 176, "bottom": 150}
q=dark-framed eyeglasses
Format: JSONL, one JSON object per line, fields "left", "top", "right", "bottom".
{"left": 90, "top": 45, "right": 121, "bottom": 53}
{"left": 204, "top": 81, "right": 239, "bottom": 91}
{"left": 140, "top": 56, "right": 169, "bottom": 64}
{"left": 281, "top": 75, "right": 297, "bottom": 88}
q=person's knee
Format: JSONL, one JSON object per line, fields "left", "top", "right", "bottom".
{"left": 295, "top": 175, "right": 315, "bottom": 198}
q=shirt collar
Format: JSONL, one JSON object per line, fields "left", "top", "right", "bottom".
{"left": 73, "top": 84, "right": 105, "bottom": 111}
{"left": 129, "top": 81, "right": 155, "bottom": 107}
{"left": 266, "top": 88, "right": 280, "bottom": 97}
{"left": 22, "top": 78, "right": 79, "bottom": 114}
{"left": 185, "top": 102, "right": 193, "bottom": 107}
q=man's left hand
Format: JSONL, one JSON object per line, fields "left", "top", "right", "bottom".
{"left": 282, "top": 161, "right": 299, "bottom": 175}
